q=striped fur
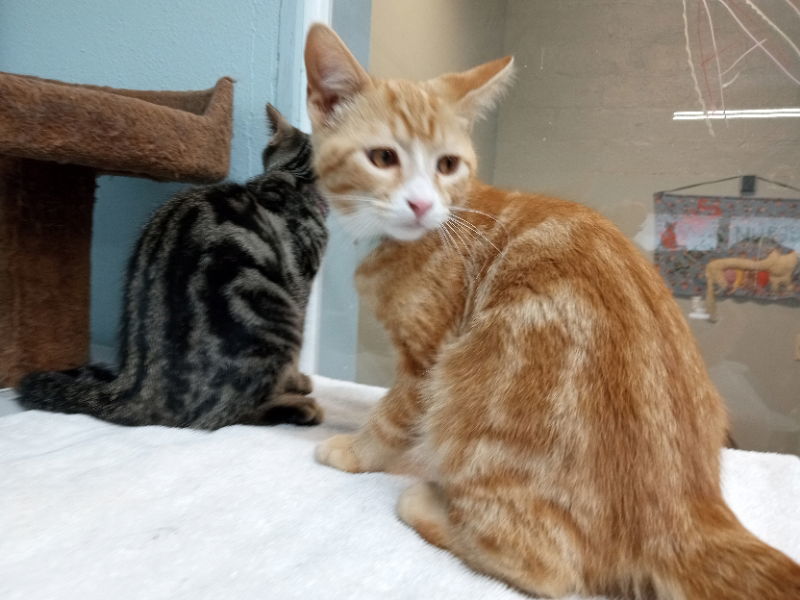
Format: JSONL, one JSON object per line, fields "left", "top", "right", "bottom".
{"left": 305, "top": 25, "right": 800, "bottom": 599}
{"left": 17, "top": 106, "right": 328, "bottom": 429}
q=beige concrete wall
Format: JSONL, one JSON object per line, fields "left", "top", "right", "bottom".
{"left": 357, "top": 0, "right": 509, "bottom": 385}
{"left": 493, "top": 0, "right": 800, "bottom": 453}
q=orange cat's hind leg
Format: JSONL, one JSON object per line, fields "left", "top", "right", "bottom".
{"left": 398, "top": 482, "right": 584, "bottom": 598}
{"left": 396, "top": 482, "right": 452, "bottom": 550}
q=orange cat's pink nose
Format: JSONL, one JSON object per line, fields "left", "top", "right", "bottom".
{"left": 407, "top": 198, "right": 433, "bottom": 218}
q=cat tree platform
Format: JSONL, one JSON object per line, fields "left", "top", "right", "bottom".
{"left": 0, "top": 72, "right": 234, "bottom": 387}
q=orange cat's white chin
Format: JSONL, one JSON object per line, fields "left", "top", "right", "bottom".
{"left": 385, "top": 222, "right": 436, "bottom": 241}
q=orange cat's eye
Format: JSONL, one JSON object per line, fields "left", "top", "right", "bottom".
{"left": 367, "top": 148, "right": 399, "bottom": 168}
{"left": 437, "top": 155, "right": 460, "bottom": 175}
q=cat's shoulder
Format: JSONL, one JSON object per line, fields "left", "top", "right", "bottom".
{"left": 472, "top": 183, "right": 633, "bottom": 262}
{"left": 153, "top": 180, "right": 247, "bottom": 213}
{"left": 473, "top": 183, "right": 606, "bottom": 228}
{"left": 137, "top": 180, "right": 258, "bottom": 240}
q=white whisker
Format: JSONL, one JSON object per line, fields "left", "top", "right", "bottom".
{"left": 331, "top": 193, "right": 382, "bottom": 205}
{"left": 455, "top": 218, "right": 502, "bottom": 253}
{"left": 448, "top": 214, "right": 503, "bottom": 256}
{"left": 437, "top": 228, "right": 454, "bottom": 253}
{"left": 450, "top": 205, "right": 510, "bottom": 236}
{"left": 444, "top": 219, "right": 471, "bottom": 251}
{"left": 440, "top": 222, "right": 461, "bottom": 253}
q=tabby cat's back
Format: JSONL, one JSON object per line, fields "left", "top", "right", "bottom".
{"left": 18, "top": 106, "right": 328, "bottom": 430}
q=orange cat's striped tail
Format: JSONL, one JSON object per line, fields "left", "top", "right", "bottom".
{"left": 656, "top": 508, "right": 800, "bottom": 600}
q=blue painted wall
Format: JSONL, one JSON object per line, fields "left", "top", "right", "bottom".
{"left": 0, "top": 0, "right": 289, "bottom": 354}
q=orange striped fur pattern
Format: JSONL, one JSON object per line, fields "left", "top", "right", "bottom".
{"left": 304, "top": 24, "right": 800, "bottom": 600}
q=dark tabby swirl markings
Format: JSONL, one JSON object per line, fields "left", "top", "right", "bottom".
{"left": 17, "top": 105, "right": 329, "bottom": 429}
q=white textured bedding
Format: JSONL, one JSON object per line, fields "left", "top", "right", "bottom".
{"left": 0, "top": 376, "right": 798, "bottom": 600}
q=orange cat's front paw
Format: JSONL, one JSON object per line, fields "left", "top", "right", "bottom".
{"left": 314, "top": 434, "right": 362, "bottom": 473}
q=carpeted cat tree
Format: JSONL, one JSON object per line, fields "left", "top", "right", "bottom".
{"left": 0, "top": 72, "right": 234, "bottom": 387}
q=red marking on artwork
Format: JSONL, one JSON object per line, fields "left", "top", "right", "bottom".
{"left": 695, "top": 197, "right": 722, "bottom": 216}
{"left": 661, "top": 222, "right": 678, "bottom": 249}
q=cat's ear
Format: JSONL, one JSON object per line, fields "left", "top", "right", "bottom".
{"left": 266, "top": 103, "right": 293, "bottom": 140}
{"left": 430, "top": 56, "right": 515, "bottom": 123}
{"left": 304, "top": 23, "right": 371, "bottom": 127}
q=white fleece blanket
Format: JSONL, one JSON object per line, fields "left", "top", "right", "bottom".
{"left": 0, "top": 376, "right": 798, "bottom": 600}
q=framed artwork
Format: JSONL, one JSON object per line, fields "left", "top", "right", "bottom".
{"left": 653, "top": 190, "right": 800, "bottom": 318}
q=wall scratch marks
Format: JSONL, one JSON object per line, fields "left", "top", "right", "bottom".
{"left": 681, "top": 0, "right": 800, "bottom": 135}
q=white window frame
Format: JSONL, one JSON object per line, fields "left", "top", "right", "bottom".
{"left": 295, "top": 0, "right": 333, "bottom": 374}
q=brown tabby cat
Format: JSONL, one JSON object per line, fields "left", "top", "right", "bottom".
{"left": 304, "top": 24, "right": 800, "bottom": 600}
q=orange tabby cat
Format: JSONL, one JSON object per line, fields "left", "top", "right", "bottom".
{"left": 304, "top": 24, "right": 800, "bottom": 600}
